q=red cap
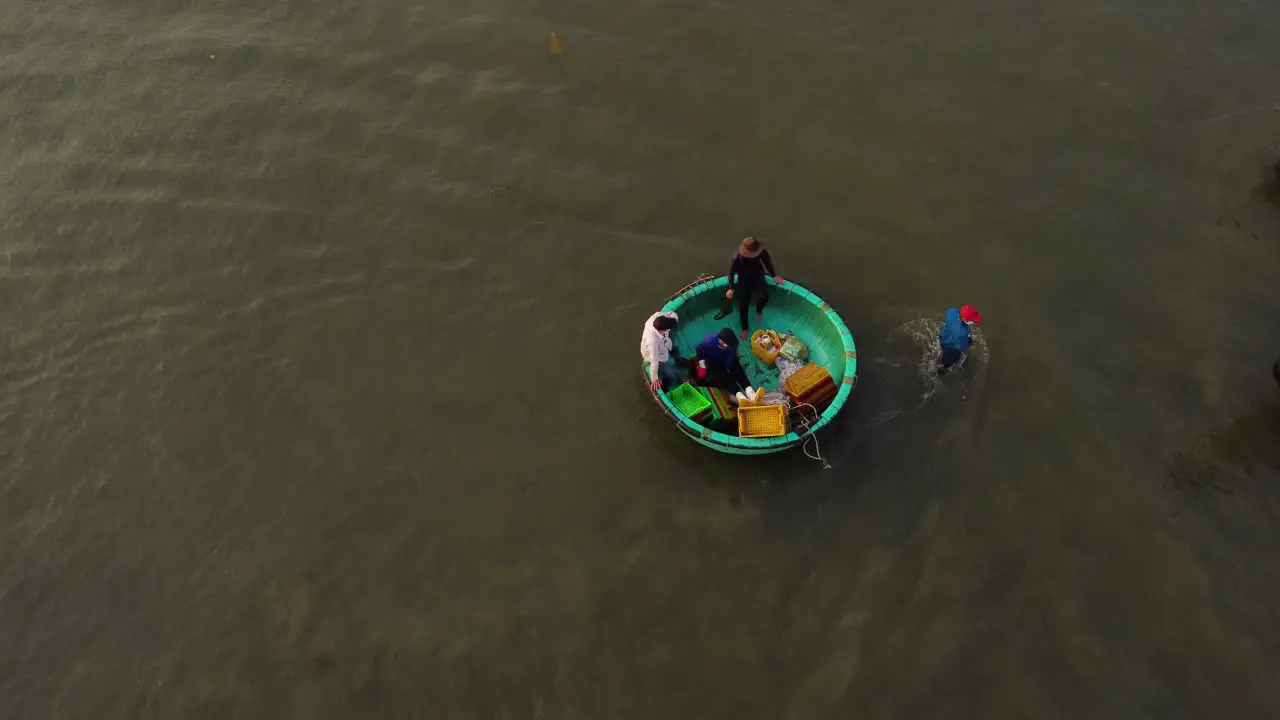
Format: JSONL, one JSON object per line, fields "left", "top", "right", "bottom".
{"left": 960, "top": 305, "right": 982, "bottom": 323}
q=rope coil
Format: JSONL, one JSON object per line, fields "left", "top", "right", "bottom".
{"left": 789, "top": 400, "right": 831, "bottom": 469}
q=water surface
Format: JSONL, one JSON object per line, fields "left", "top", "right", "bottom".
{"left": 2, "top": 0, "right": 1280, "bottom": 717}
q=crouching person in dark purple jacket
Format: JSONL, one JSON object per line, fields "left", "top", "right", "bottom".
{"left": 695, "top": 328, "right": 751, "bottom": 393}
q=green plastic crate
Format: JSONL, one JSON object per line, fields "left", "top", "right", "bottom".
{"left": 666, "top": 382, "right": 712, "bottom": 418}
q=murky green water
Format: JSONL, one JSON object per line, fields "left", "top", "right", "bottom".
{"left": 1, "top": 0, "right": 1279, "bottom": 716}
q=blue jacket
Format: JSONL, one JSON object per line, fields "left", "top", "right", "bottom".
{"left": 696, "top": 332, "right": 736, "bottom": 369}
{"left": 938, "top": 307, "right": 972, "bottom": 352}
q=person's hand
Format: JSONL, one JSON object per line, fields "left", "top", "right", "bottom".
{"left": 650, "top": 378, "right": 662, "bottom": 391}
{"left": 772, "top": 275, "right": 785, "bottom": 285}
{"left": 725, "top": 289, "right": 734, "bottom": 299}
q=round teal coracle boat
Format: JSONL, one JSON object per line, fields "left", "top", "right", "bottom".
{"left": 642, "top": 275, "right": 857, "bottom": 455}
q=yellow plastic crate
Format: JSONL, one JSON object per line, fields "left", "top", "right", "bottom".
{"left": 784, "top": 363, "right": 833, "bottom": 399}
{"left": 737, "top": 403, "right": 787, "bottom": 438}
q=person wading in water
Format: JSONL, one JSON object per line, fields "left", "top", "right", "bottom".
{"left": 726, "top": 236, "right": 784, "bottom": 341}
{"left": 937, "top": 305, "right": 982, "bottom": 375}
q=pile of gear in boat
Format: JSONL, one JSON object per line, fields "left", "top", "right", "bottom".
{"left": 662, "top": 327, "right": 839, "bottom": 439}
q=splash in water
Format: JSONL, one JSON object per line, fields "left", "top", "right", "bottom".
{"left": 853, "top": 316, "right": 992, "bottom": 437}
{"left": 895, "top": 316, "right": 990, "bottom": 401}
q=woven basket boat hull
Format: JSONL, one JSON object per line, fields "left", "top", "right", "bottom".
{"left": 642, "top": 275, "right": 857, "bottom": 455}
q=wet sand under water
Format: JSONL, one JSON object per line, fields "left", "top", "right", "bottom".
{"left": 1, "top": 0, "right": 1280, "bottom": 717}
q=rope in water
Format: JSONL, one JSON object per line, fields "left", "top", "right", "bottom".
{"left": 789, "top": 400, "right": 832, "bottom": 469}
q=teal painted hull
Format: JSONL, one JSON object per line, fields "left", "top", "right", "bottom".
{"left": 643, "top": 275, "right": 857, "bottom": 455}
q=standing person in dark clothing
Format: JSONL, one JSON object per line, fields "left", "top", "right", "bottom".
{"left": 726, "top": 236, "right": 785, "bottom": 340}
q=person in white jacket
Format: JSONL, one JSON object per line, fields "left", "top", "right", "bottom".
{"left": 641, "top": 311, "right": 682, "bottom": 391}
